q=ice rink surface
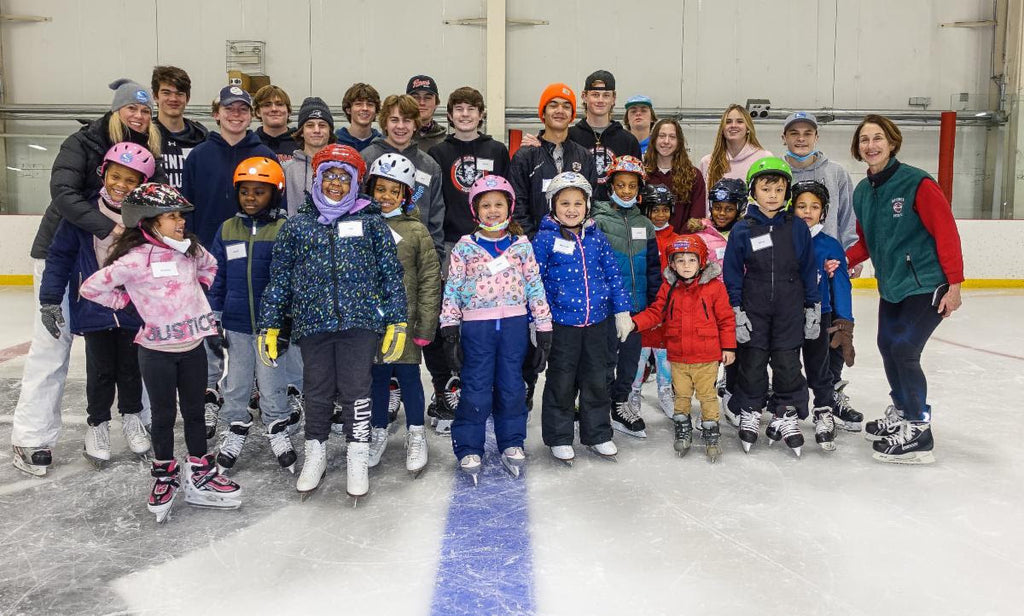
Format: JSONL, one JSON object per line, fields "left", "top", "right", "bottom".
{"left": 0, "top": 285, "right": 1022, "bottom": 616}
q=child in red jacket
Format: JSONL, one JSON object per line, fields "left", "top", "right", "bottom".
{"left": 632, "top": 235, "right": 735, "bottom": 462}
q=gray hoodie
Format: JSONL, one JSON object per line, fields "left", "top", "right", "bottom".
{"left": 788, "top": 152, "right": 858, "bottom": 250}
{"left": 282, "top": 149, "right": 313, "bottom": 217}
{"left": 361, "top": 137, "right": 446, "bottom": 262}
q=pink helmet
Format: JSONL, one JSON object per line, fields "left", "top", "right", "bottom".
{"left": 467, "top": 174, "right": 516, "bottom": 222}
{"left": 101, "top": 143, "right": 156, "bottom": 182}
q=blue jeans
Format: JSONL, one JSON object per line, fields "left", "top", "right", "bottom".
{"left": 221, "top": 330, "right": 293, "bottom": 425}
{"left": 877, "top": 292, "right": 943, "bottom": 422}
{"left": 631, "top": 347, "right": 671, "bottom": 390}
{"left": 451, "top": 316, "right": 529, "bottom": 459}
{"left": 370, "top": 363, "right": 425, "bottom": 428}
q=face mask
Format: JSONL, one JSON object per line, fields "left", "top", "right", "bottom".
{"left": 786, "top": 149, "right": 818, "bottom": 162}
{"left": 382, "top": 207, "right": 402, "bottom": 219}
{"left": 99, "top": 186, "right": 123, "bottom": 209}
{"left": 611, "top": 193, "right": 637, "bottom": 209}
{"left": 654, "top": 223, "right": 670, "bottom": 231}
{"left": 161, "top": 234, "right": 192, "bottom": 254}
{"left": 479, "top": 219, "right": 510, "bottom": 233}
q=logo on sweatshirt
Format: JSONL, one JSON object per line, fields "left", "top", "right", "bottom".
{"left": 891, "top": 197, "right": 905, "bottom": 218}
{"left": 451, "top": 156, "right": 484, "bottom": 192}
{"left": 591, "top": 145, "right": 617, "bottom": 184}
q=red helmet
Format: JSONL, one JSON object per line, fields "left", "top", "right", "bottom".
{"left": 312, "top": 144, "right": 366, "bottom": 183}
{"left": 666, "top": 234, "right": 709, "bottom": 269}
{"left": 604, "top": 155, "right": 647, "bottom": 184}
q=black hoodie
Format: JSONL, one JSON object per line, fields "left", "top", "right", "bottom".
{"left": 567, "top": 118, "right": 641, "bottom": 201}
{"left": 427, "top": 133, "right": 510, "bottom": 243}
{"left": 156, "top": 117, "right": 208, "bottom": 190}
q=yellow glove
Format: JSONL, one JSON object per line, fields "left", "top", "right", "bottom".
{"left": 381, "top": 322, "right": 408, "bottom": 363}
{"left": 257, "top": 328, "right": 281, "bottom": 367}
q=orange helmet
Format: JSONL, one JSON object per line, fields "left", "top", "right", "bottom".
{"left": 234, "top": 157, "right": 285, "bottom": 191}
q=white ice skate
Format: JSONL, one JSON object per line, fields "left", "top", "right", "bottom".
{"left": 347, "top": 441, "right": 370, "bottom": 501}
{"left": 184, "top": 454, "right": 242, "bottom": 509}
{"left": 405, "top": 425, "right": 428, "bottom": 477}
{"left": 83, "top": 421, "right": 111, "bottom": 469}
{"left": 12, "top": 446, "right": 51, "bottom": 477}
{"left": 501, "top": 446, "right": 526, "bottom": 478}
{"left": 459, "top": 454, "right": 482, "bottom": 485}
{"left": 588, "top": 440, "right": 618, "bottom": 461}
{"left": 550, "top": 445, "right": 575, "bottom": 466}
{"left": 297, "top": 439, "right": 327, "bottom": 500}
{"left": 368, "top": 427, "right": 389, "bottom": 468}
{"left": 121, "top": 413, "right": 152, "bottom": 458}
{"left": 658, "top": 386, "right": 675, "bottom": 420}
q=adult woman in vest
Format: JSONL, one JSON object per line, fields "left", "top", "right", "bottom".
{"left": 846, "top": 114, "right": 963, "bottom": 465}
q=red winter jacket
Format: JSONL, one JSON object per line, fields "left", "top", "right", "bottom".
{"left": 640, "top": 225, "right": 681, "bottom": 349}
{"left": 633, "top": 260, "right": 736, "bottom": 364}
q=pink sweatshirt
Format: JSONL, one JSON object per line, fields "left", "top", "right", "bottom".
{"left": 80, "top": 243, "right": 218, "bottom": 352}
{"left": 699, "top": 144, "right": 773, "bottom": 195}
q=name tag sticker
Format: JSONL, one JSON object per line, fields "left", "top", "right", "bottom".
{"left": 152, "top": 261, "right": 179, "bottom": 278}
{"left": 486, "top": 255, "right": 511, "bottom": 276}
{"left": 337, "top": 221, "right": 363, "bottom": 238}
{"left": 390, "top": 228, "right": 403, "bottom": 244}
{"left": 477, "top": 158, "right": 495, "bottom": 172}
{"left": 414, "top": 170, "right": 432, "bottom": 187}
{"left": 631, "top": 227, "right": 647, "bottom": 241}
{"left": 750, "top": 233, "right": 773, "bottom": 252}
{"left": 553, "top": 238, "right": 575, "bottom": 255}
{"left": 541, "top": 179, "right": 552, "bottom": 193}
{"left": 226, "top": 243, "right": 247, "bottom": 260}
{"left": 716, "top": 247, "right": 726, "bottom": 260}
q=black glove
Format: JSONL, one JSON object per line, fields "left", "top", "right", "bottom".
{"left": 440, "top": 325, "right": 463, "bottom": 372}
{"left": 39, "top": 304, "right": 65, "bottom": 340}
{"left": 207, "top": 323, "right": 227, "bottom": 359}
{"left": 531, "top": 329, "right": 553, "bottom": 372}
{"left": 278, "top": 317, "right": 292, "bottom": 356}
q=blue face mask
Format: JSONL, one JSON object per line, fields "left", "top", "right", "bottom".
{"left": 381, "top": 207, "right": 402, "bottom": 218}
{"left": 611, "top": 193, "right": 637, "bottom": 209}
{"left": 786, "top": 149, "right": 819, "bottom": 163}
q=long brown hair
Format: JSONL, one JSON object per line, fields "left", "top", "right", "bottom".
{"left": 643, "top": 119, "right": 698, "bottom": 202}
{"left": 706, "top": 104, "right": 763, "bottom": 189}
{"left": 105, "top": 218, "right": 203, "bottom": 266}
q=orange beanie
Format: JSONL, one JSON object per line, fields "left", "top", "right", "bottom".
{"left": 538, "top": 83, "right": 577, "bottom": 121}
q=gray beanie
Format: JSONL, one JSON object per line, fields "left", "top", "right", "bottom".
{"left": 297, "top": 96, "right": 334, "bottom": 132}
{"left": 109, "top": 78, "right": 154, "bottom": 112}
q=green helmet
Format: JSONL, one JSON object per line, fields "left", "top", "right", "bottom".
{"left": 746, "top": 156, "right": 793, "bottom": 202}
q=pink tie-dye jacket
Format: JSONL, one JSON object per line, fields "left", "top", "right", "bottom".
{"left": 440, "top": 234, "right": 552, "bottom": 331}
{"left": 80, "top": 243, "right": 218, "bottom": 351}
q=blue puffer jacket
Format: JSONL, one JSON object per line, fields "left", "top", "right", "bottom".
{"left": 259, "top": 195, "right": 408, "bottom": 340}
{"left": 39, "top": 219, "right": 143, "bottom": 334}
{"left": 532, "top": 216, "right": 630, "bottom": 326}
{"left": 208, "top": 210, "right": 286, "bottom": 335}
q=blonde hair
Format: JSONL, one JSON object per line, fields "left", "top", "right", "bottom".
{"left": 706, "top": 104, "right": 763, "bottom": 189}
{"left": 108, "top": 114, "right": 162, "bottom": 157}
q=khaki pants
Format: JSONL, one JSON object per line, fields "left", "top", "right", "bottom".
{"left": 670, "top": 361, "right": 720, "bottom": 422}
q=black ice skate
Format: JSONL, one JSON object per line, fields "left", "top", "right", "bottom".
{"left": 813, "top": 407, "right": 837, "bottom": 452}
{"left": 204, "top": 388, "right": 222, "bottom": 439}
{"left": 865, "top": 404, "right": 904, "bottom": 442}
{"left": 832, "top": 381, "right": 863, "bottom": 432}
{"left": 872, "top": 420, "right": 935, "bottom": 464}
{"left": 611, "top": 399, "right": 647, "bottom": 438}
{"left": 13, "top": 446, "right": 52, "bottom": 477}
{"left": 738, "top": 409, "right": 761, "bottom": 453}
{"left": 702, "top": 421, "right": 722, "bottom": 462}
{"left": 776, "top": 408, "right": 804, "bottom": 457}
{"left": 216, "top": 414, "right": 253, "bottom": 471}
{"left": 387, "top": 377, "right": 402, "bottom": 432}
{"left": 266, "top": 416, "right": 297, "bottom": 473}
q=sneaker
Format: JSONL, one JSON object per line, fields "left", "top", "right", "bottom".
{"left": 872, "top": 420, "right": 935, "bottom": 464}
{"left": 865, "top": 405, "right": 904, "bottom": 442}
{"left": 405, "top": 425, "right": 428, "bottom": 474}
{"left": 611, "top": 400, "right": 647, "bottom": 438}
{"left": 184, "top": 454, "right": 242, "bottom": 508}
{"left": 832, "top": 381, "right": 863, "bottom": 431}
{"left": 368, "top": 427, "right": 389, "bottom": 468}
{"left": 672, "top": 414, "right": 692, "bottom": 455}
{"left": 657, "top": 386, "right": 675, "bottom": 420}
{"left": 266, "top": 416, "right": 297, "bottom": 472}
{"left": 216, "top": 414, "right": 253, "bottom": 470}
{"left": 121, "top": 412, "right": 152, "bottom": 455}
{"left": 388, "top": 377, "right": 402, "bottom": 424}
{"left": 813, "top": 407, "right": 837, "bottom": 452}
{"left": 204, "top": 388, "right": 221, "bottom": 439}
{"left": 738, "top": 409, "right": 761, "bottom": 452}
{"left": 84, "top": 421, "right": 111, "bottom": 465}
{"left": 148, "top": 459, "right": 180, "bottom": 523}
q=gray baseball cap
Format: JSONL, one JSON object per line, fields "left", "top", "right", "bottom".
{"left": 783, "top": 111, "right": 818, "bottom": 131}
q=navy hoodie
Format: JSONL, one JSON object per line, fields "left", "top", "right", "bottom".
{"left": 427, "top": 133, "right": 510, "bottom": 243}
{"left": 181, "top": 131, "right": 275, "bottom": 248}
{"left": 568, "top": 118, "right": 641, "bottom": 201}
{"left": 156, "top": 117, "right": 208, "bottom": 190}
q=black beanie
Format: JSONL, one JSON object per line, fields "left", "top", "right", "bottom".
{"left": 297, "top": 97, "right": 334, "bottom": 132}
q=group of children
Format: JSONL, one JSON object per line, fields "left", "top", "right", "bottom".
{"left": 28, "top": 74, "right": 865, "bottom": 523}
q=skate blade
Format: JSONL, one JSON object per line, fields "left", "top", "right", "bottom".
{"left": 185, "top": 496, "right": 241, "bottom": 510}
{"left": 741, "top": 440, "right": 753, "bottom": 453}
{"left": 83, "top": 452, "right": 110, "bottom": 469}
{"left": 789, "top": 445, "right": 803, "bottom": 458}
{"left": 706, "top": 448, "right": 721, "bottom": 463}
{"left": 863, "top": 432, "right": 887, "bottom": 442}
{"left": 408, "top": 465, "right": 427, "bottom": 478}
{"left": 460, "top": 469, "right": 480, "bottom": 486}
{"left": 872, "top": 450, "right": 936, "bottom": 465}
{"left": 150, "top": 506, "right": 173, "bottom": 524}
{"left": 501, "top": 458, "right": 523, "bottom": 478}
{"left": 555, "top": 458, "right": 574, "bottom": 467}
{"left": 611, "top": 422, "right": 648, "bottom": 439}
{"left": 12, "top": 458, "right": 47, "bottom": 477}
{"left": 285, "top": 464, "right": 296, "bottom": 474}
{"left": 674, "top": 446, "right": 691, "bottom": 457}
{"left": 298, "top": 488, "right": 318, "bottom": 502}
{"left": 434, "top": 420, "right": 453, "bottom": 436}
{"left": 835, "top": 420, "right": 862, "bottom": 432}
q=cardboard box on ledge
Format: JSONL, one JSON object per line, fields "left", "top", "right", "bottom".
{"left": 227, "top": 71, "right": 271, "bottom": 94}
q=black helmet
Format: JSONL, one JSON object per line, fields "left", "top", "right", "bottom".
{"left": 708, "top": 178, "right": 747, "bottom": 205}
{"left": 121, "top": 183, "right": 195, "bottom": 229}
{"left": 790, "top": 180, "right": 831, "bottom": 221}
{"left": 641, "top": 183, "right": 675, "bottom": 216}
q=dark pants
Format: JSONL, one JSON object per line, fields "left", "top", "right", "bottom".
{"left": 801, "top": 312, "right": 833, "bottom": 408}
{"left": 542, "top": 320, "right": 612, "bottom": 447}
{"left": 138, "top": 344, "right": 207, "bottom": 461}
{"left": 370, "top": 363, "right": 425, "bottom": 428}
{"left": 827, "top": 343, "right": 845, "bottom": 386}
{"left": 451, "top": 316, "right": 529, "bottom": 459}
{"left": 299, "top": 329, "right": 377, "bottom": 443}
{"left": 423, "top": 326, "right": 454, "bottom": 394}
{"left": 605, "top": 326, "right": 642, "bottom": 403}
{"left": 83, "top": 328, "right": 143, "bottom": 426}
{"left": 735, "top": 346, "right": 808, "bottom": 419}
{"left": 877, "top": 293, "right": 943, "bottom": 422}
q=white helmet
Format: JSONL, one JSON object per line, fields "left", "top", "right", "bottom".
{"left": 545, "top": 171, "right": 593, "bottom": 214}
{"left": 368, "top": 153, "right": 416, "bottom": 192}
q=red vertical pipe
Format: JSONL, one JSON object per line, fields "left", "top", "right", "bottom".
{"left": 508, "top": 128, "right": 523, "bottom": 157}
{"left": 938, "top": 111, "right": 956, "bottom": 204}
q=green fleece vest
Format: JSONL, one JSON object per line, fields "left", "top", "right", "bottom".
{"left": 852, "top": 160, "right": 946, "bottom": 303}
